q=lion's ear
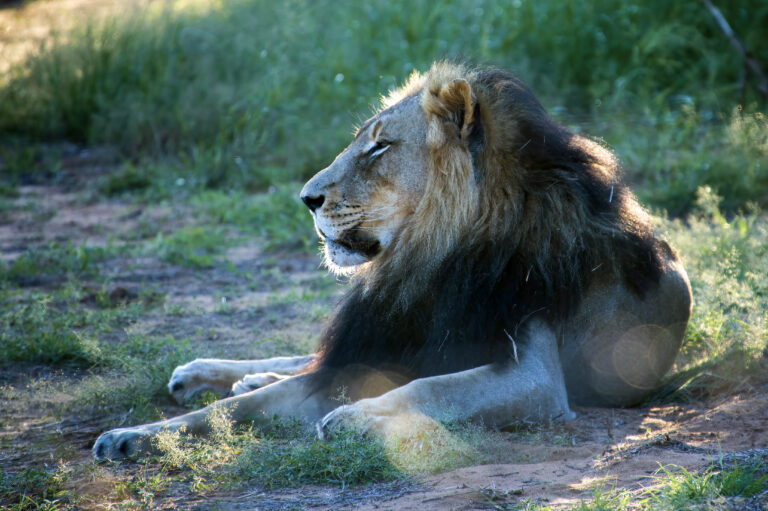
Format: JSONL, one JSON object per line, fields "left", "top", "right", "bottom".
{"left": 423, "top": 78, "right": 479, "bottom": 147}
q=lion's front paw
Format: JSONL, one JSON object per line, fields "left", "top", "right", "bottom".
{"left": 93, "top": 427, "right": 155, "bottom": 460}
{"left": 168, "top": 360, "right": 231, "bottom": 404}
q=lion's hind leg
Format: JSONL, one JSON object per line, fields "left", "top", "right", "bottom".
{"left": 168, "top": 355, "right": 315, "bottom": 404}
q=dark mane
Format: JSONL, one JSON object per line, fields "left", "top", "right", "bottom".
{"left": 315, "top": 67, "right": 666, "bottom": 379}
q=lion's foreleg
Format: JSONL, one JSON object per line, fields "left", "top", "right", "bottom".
{"left": 94, "top": 370, "right": 334, "bottom": 460}
{"left": 168, "top": 355, "right": 316, "bottom": 404}
{"left": 319, "top": 321, "right": 573, "bottom": 438}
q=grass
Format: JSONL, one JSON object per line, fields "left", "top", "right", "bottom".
{"left": 150, "top": 411, "right": 400, "bottom": 492}
{"left": 650, "top": 187, "right": 768, "bottom": 401}
{"left": 504, "top": 457, "right": 768, "bottom": 510}
{"left": 67, "top": 335, "right": 192, "bottom": 422}
{"left": 602, "top": 108, "right": 768, "bottom": 215}
{"left": 0, "top": 0, "right": 766, "bottom": 211}
{"left": 1, "top": 241, "right": 117, "bottom": 285}
{"left": 190, "top": 185, "right": 316, "bottom": 251}
{"left": 146, "top": 225, "right": 229, "bottom": 268}
{"left": 0, "top": 277, "right": 193, "bottom": 423}
{"left": 641, "top": 458, "right": 768, "bottom": 510}
{"left": 0, "top": 467, "right": 71, "bottom": 511}
{"left": 0, "top": 294, "right": 105, "bottom": 367}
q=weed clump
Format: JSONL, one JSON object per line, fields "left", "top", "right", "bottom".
{"left": 152, "top": 413, "right": 401, "bottom": 491}
{"left": 0, "top": 296, "right": 104, "bottom": 367}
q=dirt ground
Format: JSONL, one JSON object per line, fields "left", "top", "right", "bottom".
{"left": 193, "top": 394, "right": 768, "bottom": 510}
{"left": 1, "top": 156, "right": 767, "bottom": 510}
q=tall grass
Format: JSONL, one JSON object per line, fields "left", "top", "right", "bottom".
{"left": 0, "top": 0, "right": 766, "bottom": 210}
{"left": 654, "top": 187, "right": 768, "bottom": 400}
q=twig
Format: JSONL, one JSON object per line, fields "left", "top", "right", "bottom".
{"left": 701, "top": 0, "right": 768, "bottom": 98}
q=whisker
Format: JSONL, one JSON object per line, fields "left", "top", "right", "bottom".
{"left": 360, "top": 215, "right": 391, "bottom": 223}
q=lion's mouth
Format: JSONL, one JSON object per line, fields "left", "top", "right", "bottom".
{"left": 320, "top": 227, "right": 381, "bottom": 259}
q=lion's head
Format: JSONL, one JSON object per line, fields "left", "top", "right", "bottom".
{"left": 301, "top": 63, "right": 492, "bottom": 278}
{"left": 300, "top": 92, "right": 428, "bottom": 272}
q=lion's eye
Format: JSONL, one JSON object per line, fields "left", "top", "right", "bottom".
{"left": 366, "top": 141, "right": 391, "bottom": 160}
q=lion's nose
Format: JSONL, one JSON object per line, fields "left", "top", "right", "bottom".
{"left": 301, "top": 193, "right": 325, "bottom": 213}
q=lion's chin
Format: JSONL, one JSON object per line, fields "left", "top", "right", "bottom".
{"left": 323, "top": 238, "right": 380, "bottom": 275}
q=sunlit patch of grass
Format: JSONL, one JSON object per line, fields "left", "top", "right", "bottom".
{"left": 641, "top": 457, "right": 768, "bottom": 510}
{"left": 651, "top": 187, "right": 768, "bottom": 401}
{"left": 382, "top": 420, "right": 511, "bottom": 475}
{"left": 570, "top": 485, "right": 631, "bottom": 511}
{"left": 143, "top": 410, "right": 578, "bottom": 497}
{"left": 148, "top": 410, "right": 401, "bottom": 492}
{"left": 493, "top": 458, "right": 767, "bottom": 510}
{"left": 109, "top": 463, "right": 170, "bottom": 509}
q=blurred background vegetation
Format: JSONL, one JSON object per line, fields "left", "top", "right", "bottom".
{"left": 0, "top": 0, "right": 766, "bottom": 214}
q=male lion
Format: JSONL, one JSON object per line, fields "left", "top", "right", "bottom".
{"left": 93, "top": 63, "right": 691, "bottom": 459}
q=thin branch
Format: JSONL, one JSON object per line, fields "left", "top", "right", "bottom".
{"left": 701, "top": 0, "right": 768, "bottom": 98}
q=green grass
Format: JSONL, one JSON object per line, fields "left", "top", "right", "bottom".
{"left": 1, "top": 241, "right": 116, "bottom": 284}
{"left": 150, "top": 411, "right": 400, "bottom": 492}
{"left": 0, "top": 467, "right": 72, "bottom": 511}
{"left": 136, "top": 184, "right": 314, "bottom": 265}
{"left": 641, "top": 458, "right": 768, "bottom": 510}
{"left": 98, "top": 163, "right": 151, "bottom": 196}
{"left": 0, "top": 0, "right": 766, "bottom": 211}
{"left": 601, "top": 109, "right": 768, "bottom": 215}
{"left": 0, "top": 294, "right": 105, "bottom": 367}
{"left": 146, "top": 225, "right": 229, "bottom": 268}
{"left": 68, "top": 335, "right": 192, "bottom": 422}
{"left": 0, "top": 279, "right": 192, "bottom": 422}
{"left": 237, "top": 427, "right": 400, "bottom": 489}
{"left": 504, "top": 457, "right": 768, "bottom": 510}
{"left": 651, "top": 187, "right": 768, "bottom": 401}
{"left": 189, "top": 184, "right": 315, "bottom": 251}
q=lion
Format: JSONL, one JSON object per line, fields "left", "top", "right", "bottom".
{"left": 93, "top": 62, "right": 692, "bottom": 459}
